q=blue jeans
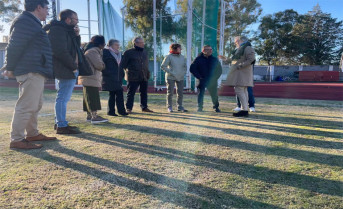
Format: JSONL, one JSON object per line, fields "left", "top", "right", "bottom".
{"left": 55, "top": 71, "right": 78, "bottom": 127}
{"left": 237, "top": 86, "right": 255, "bottom": 108}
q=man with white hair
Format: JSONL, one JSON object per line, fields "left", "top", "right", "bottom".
{"left": 226, "top": 36, "right": 256, "bottom": 117}
{"left": 120, "top": 37, "right": 153, "bottom": 114}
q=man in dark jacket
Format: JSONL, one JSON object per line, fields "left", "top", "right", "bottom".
{"left": 44, "top": 9, "right": 81, "bottom": 134}
{"left": 120, "top": 37, "right": 153, "bottom": 114}
{"left": 2, "top": 0, "right": 56, "bottom": 149}
{"left": 190, "top": 45, "right": 222, "bottom": 112}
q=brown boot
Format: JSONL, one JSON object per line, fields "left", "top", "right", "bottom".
{"left": 26, "top": 133, "right": 57, "bottom": 142}
{"left": 56, "top": 126, "right": 81, "bottom": 134}
{"left": 10, "top": 139, "right": 42, "bottom": 149}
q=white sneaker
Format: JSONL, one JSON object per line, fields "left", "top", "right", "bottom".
{"left": 233, "top": 107, "right": 241, "bottom": 111}
{"left": 168, "top": 107, "right": 173, "bottom": 113}
{"left": 249, "top": 107, "right": 256, "bottom": 112}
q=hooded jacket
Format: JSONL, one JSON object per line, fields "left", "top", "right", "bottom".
{"left": 44, "top": 20, "right": 81, "bottom": 79}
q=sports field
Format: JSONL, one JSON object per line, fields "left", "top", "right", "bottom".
{"left": 0, "top": 87, "right": 342, "bottom": 208}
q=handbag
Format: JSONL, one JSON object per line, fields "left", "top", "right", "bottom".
{"left": 72, "top": 38, "right": 93, "bottom": 76}
{"left": 78, "top": 51, "right": 93, "bottom": 76}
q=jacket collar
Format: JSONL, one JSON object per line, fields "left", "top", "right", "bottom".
{"left": 22, "top": 11, "right": 42, "bottom": 26}
{"left": 200, "top": 52, "right": 213, "bottom": 59}
{"left": 134, "top": 45, "right": 144, "bottom": 51}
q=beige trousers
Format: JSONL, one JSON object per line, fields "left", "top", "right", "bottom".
{"left": 166, "top": 79, "right": 184, "bottom": 109}
{"left": 11, "top": 73, "right": 45, "bottom": 142}
{"left": 234, "top": 86, "right": 249, "bottom": 111}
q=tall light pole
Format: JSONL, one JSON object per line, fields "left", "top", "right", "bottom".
{"left": 219, "top": 0, "right": 226, "bottom": 56}
{"left": 218, "top": 0, "right": 226, "bottom": 87}
{"left": 56, "top": 0, "right": 60, "bottom": 18}
{"left": 87, "top": 0, "right": 91, "bottom": 40}
{"left": 120, "top": 6, "right": 126, "bottom": 50}
{"left": 201, "top": 0, "right": 206, "bottom": 49}
{"left": 153, "top": 0, "right": 157, "bottom": 89}
{"left": 186, "top": 0, "right": 193, "bottom": 89}
{"left": 97, "top": 0, "right": 103, "bottom": 35}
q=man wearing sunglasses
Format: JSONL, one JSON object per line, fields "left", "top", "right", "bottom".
{"left": 44, "top": 9, "right": 83, "bottom": 134}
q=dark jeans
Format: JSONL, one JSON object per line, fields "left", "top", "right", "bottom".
{"left": 237, "top": 86, "right": 255, "bottom": 108}
{"left": 108, "top": 89, "right": 126, "bottom": 115}
{"left": 126, "top": 81, "right": 148, "bottom": 110}
{"left": 197, "top": 85, "right": 219, "bottom": 109}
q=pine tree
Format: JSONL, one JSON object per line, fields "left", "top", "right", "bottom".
{"left": 292, "top": 4, "right": 343, "bottom": 65}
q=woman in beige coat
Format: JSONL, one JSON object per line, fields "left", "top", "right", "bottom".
{"left": 226, "top": 36, "right": 255, "bottom": 117}
{"left": 79, "top": 35, "right": 108, "bottom": 124}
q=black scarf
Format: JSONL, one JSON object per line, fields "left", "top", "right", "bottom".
{"left": 231, "top": 42, "right": 252, "bottom": 60}
{"left": 134, "top": 45, "right": 144, "bottom": 51}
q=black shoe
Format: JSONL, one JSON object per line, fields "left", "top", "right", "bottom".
{"left": 197, "top": 108, "right": 203, "bottom": 112}
{"left": 178, "top": 109, "right": 188, "bottom": 112}
{"left": 119, "top": 112, "right": 129, "bottom": 116}
{"left": 214, "top": 107, "right": 221, "bottom": 113}
{"left": 107, "top": 113, "right": 118, "bottom": 116}
{"left": 233, "top": 110, "right": 249, "bottom": 117}
{"left": 56, "top": 126, "right": 81, "bottom": 134}
{"left": 54, "top": 124, "right": 78, "bottom": 130}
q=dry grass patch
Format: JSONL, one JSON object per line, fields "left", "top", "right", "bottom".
{"left": 0, "top": 87, "right": 342, "bottom": 208}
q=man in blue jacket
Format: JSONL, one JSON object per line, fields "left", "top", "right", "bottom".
{"left": 2, "top": 0, "right": 56, "bottom": 149}
{"left": 190, "top": 45, "right": 222, "bottom": 112}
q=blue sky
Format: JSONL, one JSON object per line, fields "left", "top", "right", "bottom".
{"left": 1, "top": 0, "right": 342, "bottom": 42}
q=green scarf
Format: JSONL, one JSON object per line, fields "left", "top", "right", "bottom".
{"left": 231, "top": 42, "right": 252, "bottom": 61}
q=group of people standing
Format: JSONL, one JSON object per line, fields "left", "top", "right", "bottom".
{"left": 2, "top": 0, "right": 256, "bottom": 150}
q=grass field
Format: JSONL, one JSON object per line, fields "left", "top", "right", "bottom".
{"left": 0, "top": 87, "right": 342, "bottom": 209}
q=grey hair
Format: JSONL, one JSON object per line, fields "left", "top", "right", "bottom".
{"left": 235, "top": 36, "right": 248, "bottom": 42}
{"left": 132, "top": 36, "right": 143, "bottom": 45}
{"left": 107, "top": 39, "right": 120, "bottom": 47}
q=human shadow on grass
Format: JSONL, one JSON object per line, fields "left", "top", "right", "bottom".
{"left": 157, "top": 108, "right": 341, "bottom": 129}
{"left": 216, "top": 113, "right": 343, "bottom": 130}
{"left": 260, "top": 111, "right": 343, "bottom": 120}
{"left": 76, "top": 132, "right": 343, "bottom": 197}
{"left": 128, "top": 114, "right": 343, "bottom": 150}
{"left": 138, "top": 110, "right": 343, "bottom": 131}
{"left": 134, "top": 113, "right": 343, "bottom": 144}
{"left": 96, "top": 122, "right": 343, "bottom": 168}
{"left": 19, "top": 143, "right": 281, "bottom": 209}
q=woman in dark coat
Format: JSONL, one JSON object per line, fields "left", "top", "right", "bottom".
{"left": 102, "top": 39, "right": 128, "bottom": 116}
